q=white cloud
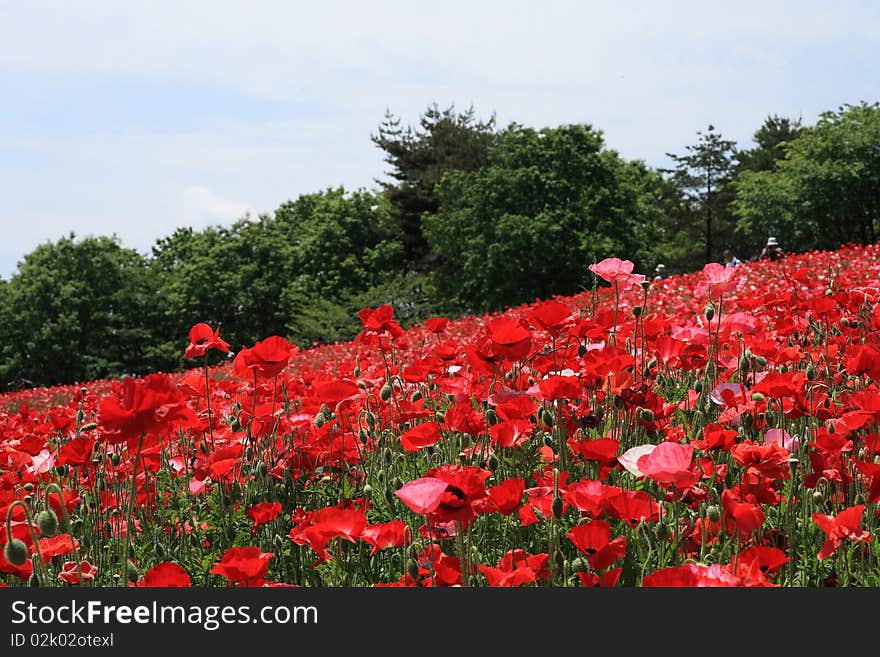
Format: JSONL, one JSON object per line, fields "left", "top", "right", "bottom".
{"left": 180, "top": 185, "right": 252, "bottom": 224}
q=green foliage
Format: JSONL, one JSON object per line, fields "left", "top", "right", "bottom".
{"left": 0, "top": 234, "right": 153, "bottom": 386}
{"left": 372, "top": 103, "right": 498, "bottom": 267}
{"left": 662, "top": 125, "right": 738, "bottom": 265}
{"left": 736, "top": 114, "right": 805, "bottom": 174}
{"left": 734, "top": 102, "right": 880, "bottom": 252}
{"left": 424, "top": 123, "right": 663, "bottom": 312}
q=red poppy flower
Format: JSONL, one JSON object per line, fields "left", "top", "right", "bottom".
{"left": 813, "top": 504, "right": 872, "bottom": 560}
{"left": 58, "top": 559, "right": 98, "bottom": 585}
{"left": 479, "top": 550, "right": 547, "bottom": 587}
{"left": 233, "top": 336, "right": 297, "bottom": 379}
{"left": 210, "top": 546, "right": 275, "bottom": 586}
{"left": 488, "top": 419, "right": 532, "bottom": 448}
{"left": 138, "top": 562, "right": 192, "bottom": 587}
{"left": 588, "top": 258, "right": 645, "bottom": 291}
{"left": 183, "top": 323, "right": 230, "bottom": 359}
{"left": 361, "top": 520, "right": 410, "bottom": 556}
{"left": 38, "top": 534, "right": 79, "bottom": 564}
{"left": 247, "top": 502, "right": 282, "bottom": 532}
{"left": 424, "top": 317, "right": 449, "bottom": 333}
{"left": 399, "top": 422, "right": 443, "bottom": 452}
{"left": 396, "top": 466, "right": 491, "bottom": 525}
{"left": 692, "top": 423, "right": 737, "bottom": 451}
{"left": 698, "top": 262, "right": 737, "bottom": 296}
{"left": 529, "top": 300, "right": 572, "bottom": 336}
{"left": 636, "top": 442, "right": 699, "bottom": 489}
{"left": 356, "top": 305, "right": 405, "bottom": 345}
{"left": 643, "top": 563, "right": 741, "bottom": 587}
{"left": 538, "top": 375, "right": 581, "bottom": 400}
{"left": 292, "top": 507, "right": 369, "bottom": 561}
{"left": 578, "top": 568, "right": 622, "bottom": 587}
{"left": 566, "top": 519, "right": 627, "bottom": 570}
{"left": 476, "top": 477, "right": 525, "bottom": 516}
{"left": 56, "top": 437, "right": 95, "bottom": 467}
{"left": 486, "top": 317, "right": 532, "bottom": 361}
{"left": 721, "top": 489, "right": 765, "bottom": 535}
{"left": 733, "top": 546, "right": 788, "bottom": 586}
{"left": 443, "top": 406, "right": 488, "bottom": 435}
{"left": 730, "top": 441, "right": 791, "bottom": 482}
{"left": 99, "top": 373, "right": 197, "bottom": 441}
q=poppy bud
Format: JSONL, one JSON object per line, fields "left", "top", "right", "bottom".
{"left": 826, "top": 420, "right": 836, "bottom": 434}
{"left": 23, "top": 483, "right": 34, "bottom": 492}
{"left": 812, "top": 490, "right": 824, "bottom": 505}
{"left": 638, "top": 407, "right": 655, "bottom": 423}
{"left": 356, "top": 379, "right": 367, "bottom": 390}
{"left": 755, "top": 356, "right": 767, "bottom": 369}
{"left": 738, "top": 356, "right": 750, "bottom": 372}
{"left": 706, "top": 505, "right": 721, "bottom": 523}
{"left": 653, "top": 523, "right": 670, "bottom": 541}
{"left": 750, "top": 392, "right": 765, "bottom": 402}
{"left": 693, "top": 380, "right": 703, "bottom": 393}
{"left": 487, "top": 454, "right": 499, "bottom": 471}
{"left": 411, "top": 390, "right": 422, "bottom": 403}
{"left": 380, "top": 383, "right": 393, "bottom": 402}
{"left": 80, "top": 422, "right": 98, "bottom": 432}
{"left": 543, "top": 434, "right": 556, "bottom": 450}
{"left": 764, "top": 409, "right": 774, "bottom": 424}
{"left": 359, "top": 428, "right": 370, "bottom": 444}
{"left": 29, "top": 572, "right": 40, "bottom": 588}
{"left": 406, "top": 558, "right": 420, "bottom": 581}
{"left": 571, "top": 556, "right": 589, "bottom": 573}
{"left": 55, "top": 465, "right": 68, "bottom": 477}
{"left": 125, "top": 562, "right": 140, "bottom": 584}
{"left": 376, "top": 469, "right": 386, "bottom": 483}
{"left": 362, "top": 484, "right": 372, "bottom": 499}
{"left": 392, "top": 477, "right": 404, "bottom": 491}
{"left": 577, "top": 343, "right": 587, "bottom": 357}
{"left": 540, "top": 408, "right": 554, "bottom": 427}
{"left": 256, "top": 461, "right": 268, "bottom": 477}
{"left": 154, "top": 540, "right": 165, "bottom": 559}
{"left": 36, "top": 509, "right": 59, "bottom": 538}
{"left": 457, "top": 452, "right": 467, "bottom": 464}
{"left": 633, "top": 306, "right": 643, "bottom": 317}
{"left": 806, "top": 364, "right": 816, "bottom": 381}
{"left": 382, "top": 447, "right": 393, "bottom": 464}
{"left": 354, "top": 366, "right": 361, "bottom": 377}
{"left": 704, "top": 303, "right": 715, "bottom": 322}
{"left": 314, "top": 414, "right": 325, "bottom": 429}
{"left": 4, "top": 538, "right": 29, "bottom": 566}
{"left": 551, "top": 496, "right": 564, "bottom": 519}
{"left": 320, "top": 475, "right": 332, "bottom": 485}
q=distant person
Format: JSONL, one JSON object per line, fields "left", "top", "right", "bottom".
{"left": 723, "top": 249, "right": 742, "bottom": 267}
{"left": 760, "top": 237, "right": 785, "bottom": 261}
{"left": 654, "top": 264, "right": 667, "bottom": 280}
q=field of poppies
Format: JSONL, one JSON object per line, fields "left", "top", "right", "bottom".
{"left": 3, "top": 243, "right": 880, "bottom": 587}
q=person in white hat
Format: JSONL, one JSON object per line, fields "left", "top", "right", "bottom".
{"left": 760, "top": 236, "right": 784, "bottom": 261}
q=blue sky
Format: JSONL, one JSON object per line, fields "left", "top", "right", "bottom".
{"left": 1, "top": 1, "right": 878, "bottom": 279}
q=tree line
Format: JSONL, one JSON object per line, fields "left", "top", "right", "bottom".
{"left": 2, "top": 100, "right": 878, "bottom": 387}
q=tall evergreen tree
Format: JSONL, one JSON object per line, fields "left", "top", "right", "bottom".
{"left": 663, "top": 125, "right": 738, "bottom": 264}
{"left": 371, "top": 103, "right": 497, "bottom": 267}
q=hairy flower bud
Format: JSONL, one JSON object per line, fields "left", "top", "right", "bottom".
{"left": 4, "top": 538, "right": 29, "bottom": 566}
{"left": 36, "top": 510, "right": 59, "bottom": 538}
